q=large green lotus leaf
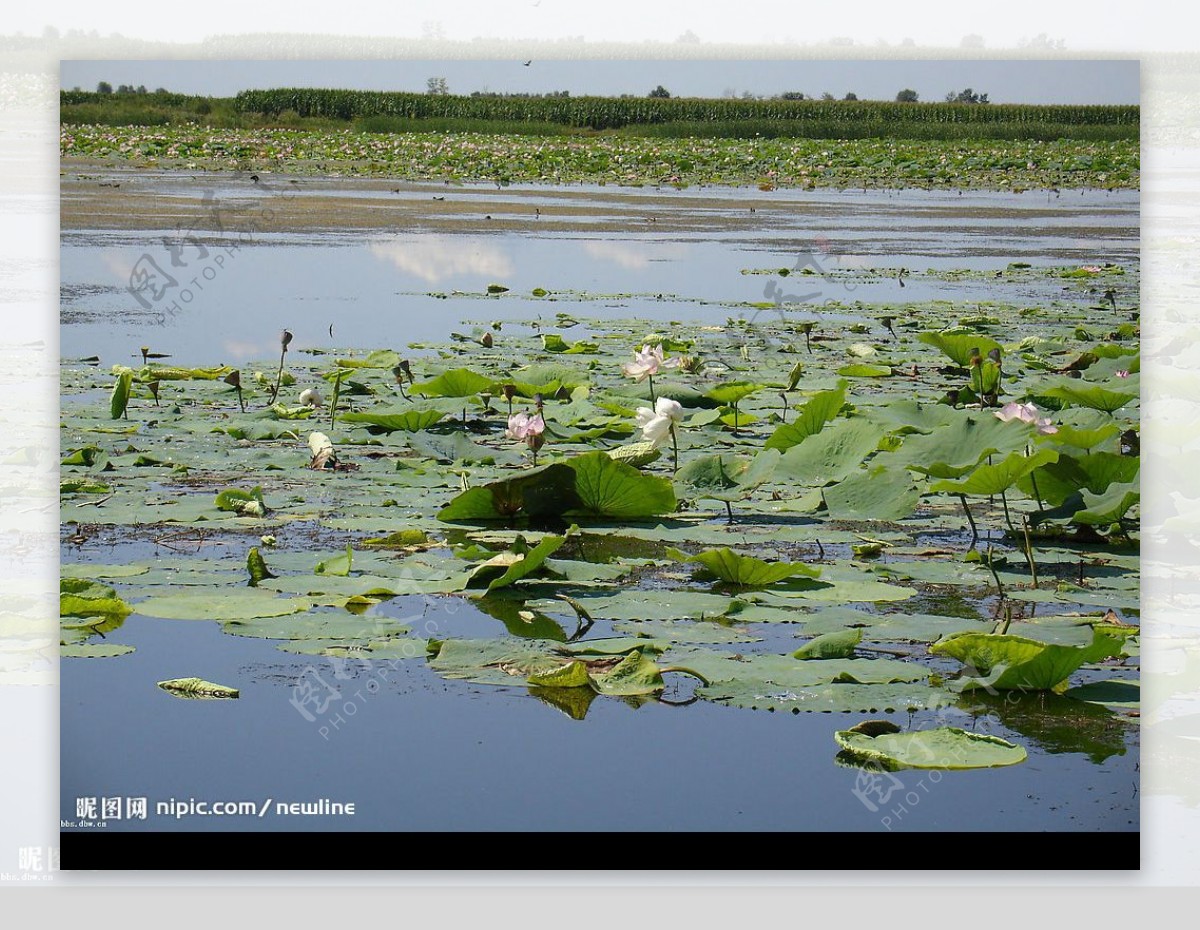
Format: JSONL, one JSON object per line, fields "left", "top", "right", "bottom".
{"left": 1064, "top": 679, "right": 1140, "bottom": 710}
{"left": 794, "top": 628, "right": 862, "bottom": 659}
{"left": 859, "top": 400, "right": 961, "bottom": 435}
{"left": 800, "top": 610, "right": 991, "bottom": 643}
{"left": 823, "top": 465, "right": 921, "bottom": 521}
{"left": 917, "top": 331, "right": 1003, "bottom": 366}
{"left": 541, "top": 558, "right": 633, "bottom": 584}
{"left": 705, "top": 381, "right": 763, "bottom": 405}
{"left": 332, "top": 349, "right": 402, "bottom": 370}
{"left": 675, "top": 450, "right": 778, "bottom": 502}
{"left": 667, "top": 547, "right": 819, "bottom": 586}
{"left": 407, "top": 431, "right": 520, "bottom": 465}
{"left": 835, "top": 727, "right": 1026, "bottom": 770}
{"left": 339, "top": 406, "right": 446, "bottom": 433}
{"left": 1046, "top": 416, "right": 1122, "bottom": 452}
{"left": 776, "top": 418, "right": 884, "bottom": 486}
{"left": 509, "top": 362, "right": 589, "bottom": 393}
{"left": 930, "top": 626, "right": 1132, "bottom": 691}
{"left": 930, "top": 448, "right": 1059, "bottom": 497}
{"left": 587, "top": 651, "right": 667, "bottom": 696}
{"left": 438, "top": 464, "right": 581, "bottom": 521}
{"left": 427, "top": 637, "right": 575, "bottom": 686}
{"left": 221, "top": 613, "right": 410, "bottom": 641}
{"left": 60, "top": 643, "right": 136, "bottom": 659}
{"left": 764, "top": 381, "right": 847, "bottom": 452}
{"left": 871, "top": 560, "right": 991, "bottom": 587}
{"left": 527, "top": 660, "right": 591, "bottom": 688}
{"left": 759, "top": 563, "right": 915, "bottom": 603}
{"left": 60, "top": 579, "right": 132, "bottom": 619}
{"left": 483, "top": 535, "right": 566, "bottom": 591}
{"left": 565, "top": 451, "right": 676, "bottom": 518}
{"left": 836, "top": 363, "right": 893, "bottom": 378}
{"left": 1039, "top": 381, "right": 1137, "bottom": 413}
{"left": 134, "top": 589, "right": 315, "bottom": 620}
{"left": 892, "top": 413, "right": 1029, "bottom": 478}
{"left": 1006, "top": 586, "right": 1140, "bottom": 612}
{"left": 610, "top": 619, "right": 759, "bottom": 644}
{"left": 1017, "top": 452, "right": 1139, "bottom": 506}
{"left": 410, "top": 368, "right": 495, "bottom": 398}
{"left": 1071, "top": 481, "right": 1139, "bottom": 525}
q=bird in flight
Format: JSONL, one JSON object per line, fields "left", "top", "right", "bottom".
{"left": 523, "top": 60, "right": 532, "bottom": 67}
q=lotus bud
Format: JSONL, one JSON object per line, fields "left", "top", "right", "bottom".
{"left": 280, "top": 329, "right": 293, "bottom": 351}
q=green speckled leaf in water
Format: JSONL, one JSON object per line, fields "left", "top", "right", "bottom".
{"left": 835, "top": 726, "right": 1026, "bottom": 769}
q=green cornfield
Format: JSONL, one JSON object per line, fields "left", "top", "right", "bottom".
{"left": 227, "top": 88, "right": 1137, "bottom": 132}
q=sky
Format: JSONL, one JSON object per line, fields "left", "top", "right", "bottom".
{"left": 14, "top": 0, "right": 1200, "bottom": 52}
{"left": 59, "top": 59, "right": 1139, "bottom": 105}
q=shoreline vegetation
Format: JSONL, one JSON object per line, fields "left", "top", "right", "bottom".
{"left": 60, "top": 89, "right": 1139, "bottom": 191}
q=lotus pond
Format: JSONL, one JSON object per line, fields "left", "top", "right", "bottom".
{"left": 60, "top": 172, "right": 1139, "bottom": 834}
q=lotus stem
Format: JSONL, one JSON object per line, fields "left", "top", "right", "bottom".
{"left": 724, "top": 500, "right": 733, "bottom": 524}
{"left": 986, "top": 545, "right": 1005, "bottom": 600}
{"left": 270, "top": 347, "right": 286, "bottom": 405}
{"left": 670, "top": 424, "right": 679, "bottom": 474}
{"left": 1022, "top": 516, "right": 1039, "bottom": 587}
{"left": 959, "top": 494, "right": 979, "bottom": 549}
{"left": 1000, "top": 490, "right": 1016, "bottom": 535}
{"left": 330, "top": 368, "right": 343, "bottom": 428}
{"left": 648, "top": 373, "right": 656, "bottom": 404}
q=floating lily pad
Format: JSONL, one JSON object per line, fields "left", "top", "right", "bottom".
{"left": 60, "top": 643, "right": 136, "bottom": 659}
{"left": 134, "top": 589, "right": 315, "bottom": 620}
{"left": 835, "top": 726, "right": 1026, "bottom": 770}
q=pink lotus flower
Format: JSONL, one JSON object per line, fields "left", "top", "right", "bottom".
{"left": 622, "top": 344, "right": 681, "bottom": 383}
{"left": 1116, "top": 369, "right": 1131, "bottom": 379}
{"left": 505, "top": 412, "right": 545, "bottom": 441}
{"left": 995, "top": 402, "right": 1057, "bottom": 435}
{"left": 1081, "top": 265, "right": 1102, "bottom": 274}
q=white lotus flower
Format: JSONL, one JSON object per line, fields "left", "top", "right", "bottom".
{"left": 299, "top": 387, "right": 323, "bottom": 407}
{"left": 636, "top": 397, "right": 685, "bottom": 447}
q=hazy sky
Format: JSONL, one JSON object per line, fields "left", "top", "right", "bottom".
{"left": 59, "top": 59, "right": 1139, "bottom": 105}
